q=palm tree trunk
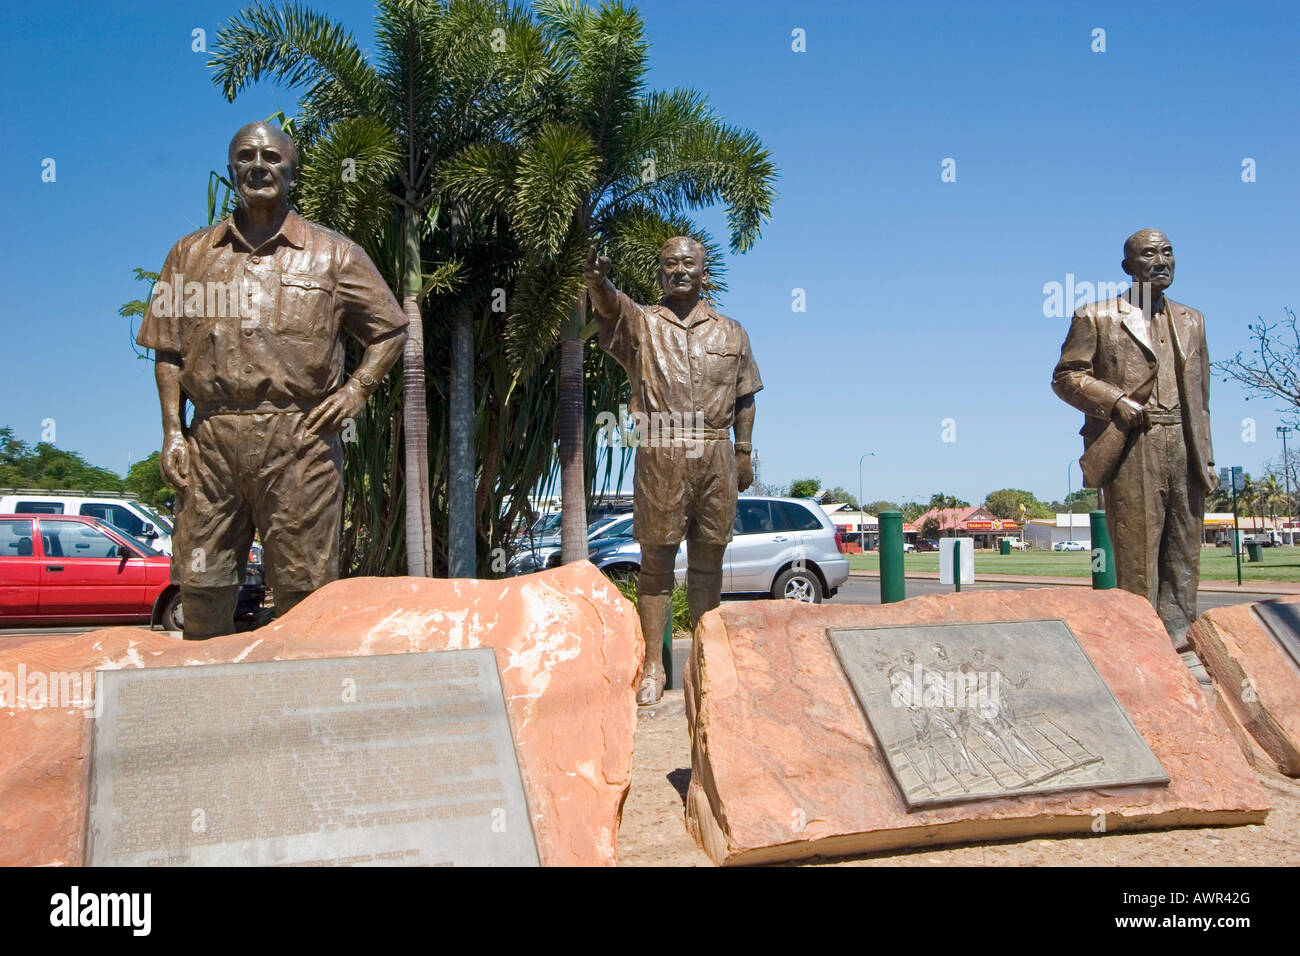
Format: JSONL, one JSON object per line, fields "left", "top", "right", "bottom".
{"left": 559, "top": 295, "right": 588, "bottom": 564}
{"left": 448, "top": 304, "right": 475, "bottom": 577}
{"left": 402, "top": 206, "right": 433, "bottom": 576}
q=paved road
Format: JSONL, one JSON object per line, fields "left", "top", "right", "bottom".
{"left": 823, "top": 575, "right": 1285, "bottom": 615}
{"left": 2, "top": 577, "right": 1291, "bottom": 649}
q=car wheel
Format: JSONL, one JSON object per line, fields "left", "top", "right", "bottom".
{"left": 161, "top": 591, "right": 183, "bottom": 632}
{"left": 772, "top": 566, "right": 823, "bottom": 604}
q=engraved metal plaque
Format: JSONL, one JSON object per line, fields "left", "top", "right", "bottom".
{"left": 86, "top": 649, "right": 540, "bottom": 866}
{"left": 1251, "top": 601, "right": 1300, "bottom": 671}
{"left": 828, "top": 620, "right": 1169, "bottom": 810}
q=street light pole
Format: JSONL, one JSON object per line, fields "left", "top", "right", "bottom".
{"left": 859, "top": 452, "right": 876, "bottom": 551}
{"left": 1278, "top": 426, "right": 1292, "bottom": 545}
{"left": 1066, "top": 459, "right": 1075, "bottom": 548}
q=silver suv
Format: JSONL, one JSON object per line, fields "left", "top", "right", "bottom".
{"left": 589, "top": 496, "right": 850, "bottom": 603}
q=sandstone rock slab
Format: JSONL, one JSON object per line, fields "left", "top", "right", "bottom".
{"left": 0, "top": 562, "right": 641, "bottom": 866}
{"left": 684, "top": 588, "right": 1268, "bottom": 866}
{"left": 1188, "top": 597, "right": 1300, "bottom": 776}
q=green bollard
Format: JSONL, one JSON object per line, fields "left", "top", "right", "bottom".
{"left": 663, "top": 612, "right": 673, "bottom": 690}
{"left": 879, "top": 510, "right": 905, "bottom": 604}
{"left": 1090, "top": 510, "right": 1116, "bottom": 589}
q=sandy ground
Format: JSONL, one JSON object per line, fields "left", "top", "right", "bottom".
{"left": 616, "top": 689, "right": 1300, "bottom": 867}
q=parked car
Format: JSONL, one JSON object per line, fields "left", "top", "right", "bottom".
{"left": 507, "top": 512, "right": 633, "bottom": 575}
{"left": 586, "top": 496, "right": 850, "bottom": 604}
{"left": 1054, "top": 540, "right": 1087, "bottom": 552}
{"left": 0, "top": 514, "right": 265, "bottom": 630}
{"left": 902, "top": 542, "right": 916, "bottom": 553}
{"left": 0, "top": 491, "right": 174, "bottom": 555}
{"left": 914, "top": 539, "right": 939, "bottom": 553}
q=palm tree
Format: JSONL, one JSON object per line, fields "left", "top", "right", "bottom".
{"left": 209, "top": 0, "right": 543, "bottom": 576}
{"left": 445, "top": 0, "right": 777, "bottom": 564}
{"left": 1259, "top": 473, "right": 1283, "bottom": 528}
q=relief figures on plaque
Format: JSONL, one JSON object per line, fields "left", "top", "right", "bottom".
{"left": 828, "top": 621, "right": 1170, "bottom": 810}
{"left": 884, "top": 643, "right": 1101, "bottom": 804}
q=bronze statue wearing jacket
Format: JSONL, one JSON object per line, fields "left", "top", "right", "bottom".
{"left": 1052, "top": 229, "right": 1215, "bottom": 648}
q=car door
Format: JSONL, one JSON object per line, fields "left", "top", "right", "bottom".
{"left": 36, "top": 519, "right": 147, "bottom": 619}
{"left": 773, "top": 500, "right": 832, "bottom": 563}
{"left": 0, "top": 518, "right": 40, "bottom": 617}
{"left": 727, "top": 499, "right": 788, "bottom": 592}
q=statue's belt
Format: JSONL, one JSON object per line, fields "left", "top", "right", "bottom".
{"left": 192, "top": 397, "right": 324, "bottom": 417}
{"left": 635, "top": 426, "right": 732, "bottom": 441}
{"left": 1146, "top": 408, "right": 1182, "bottom": 425}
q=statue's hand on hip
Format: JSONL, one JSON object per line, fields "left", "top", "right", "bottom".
{"left": 1113, "top": 397, "right": 1148, "bottom": 430}
{"left": 160, "top": 432, "right": 189, "bottom": 491}
{"left": 303, "top": 381, "right": 367, "bottom": 436}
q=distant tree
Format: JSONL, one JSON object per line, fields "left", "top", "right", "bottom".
{"left": 749, "top": 478, "right": 782, "bottom": 497}
{"left": 1258, "top": 473, "right": 1283, "bottom": 524}
{"left": 919, "top": 516, "right": 941, "bottom": 539}
{"left": 1047, "top": 488, "right": 1099, "bottom": 513}
{"left": 983, "top": 488, "right": 1052, "bottom": 520}
{"left": 789, "top": 477, "right": 821, "bottom": 499}
{"left": 928, "top": 492, "right": 969, "bottom": 510}
{"left": 864, "top": 499, "right": 900, "bottom": 515}
{"left": 921, "top": 492, "right": 969, "bottom": 537}
{"left": 0, "top": 426, "right": 122, "bottom": 491}
{"left": 1212, "top": 307, "right": 1300, "bottom": 425}
{"left": 124, "top": 452, "right": 173, "bottom": 512}
{"left": 901, "top": 501, "right": 926, "bottom": 523}
{"left": 820, "top": 486, "right": 859, "bottom": 510}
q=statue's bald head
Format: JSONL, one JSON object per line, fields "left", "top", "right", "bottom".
{"left": 1121, "top": 228, "right": 1175, "bottom": 296}
{"left": 657, "top": 235, "right": 708, "bottom": 302}
{"left": 228, "top": 121, "right": 298, "bottom": 171}
{"left": 659, "top": 236, "right": 706, "bottom": 263}
{"left": 1123, "top": 228, "right": 1169, "bottom": 262}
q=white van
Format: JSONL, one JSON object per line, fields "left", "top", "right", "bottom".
{"left": 0, "top": 490, "right": 174, "bottom": 555}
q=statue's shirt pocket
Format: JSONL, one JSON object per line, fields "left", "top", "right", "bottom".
{"left": 275, "top": 273, "right": 335, "bottom": 338}
{"left": 703, "top": 345, "right": 740, "bottom": 388}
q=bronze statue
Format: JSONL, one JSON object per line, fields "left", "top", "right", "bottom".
{"left": 137, "top": 122, "right": 407, "bottom": 639}
{"left": 1052, "top": 229, "right": 1215, "bottom": 649}
{"left": 586, "top": 238, "right": 762, "bottom": 703}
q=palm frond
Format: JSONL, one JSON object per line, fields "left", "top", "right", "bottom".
{"left": 209, "top": 1, "right": 381, "bottom": 114}
{"left": 295, "top": 115, "right": 402, "bottom": 236}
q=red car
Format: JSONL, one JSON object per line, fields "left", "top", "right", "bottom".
{"left": 0, "top": 514, "right": 181, "bottom": 629}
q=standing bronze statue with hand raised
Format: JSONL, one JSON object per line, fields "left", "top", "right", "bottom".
{"left": 1052, "top": 229, "right": 1215, "bottom": 649}
{"left": 138, "top": 122, "right": 407, "bottom": 639}
{"left": 586, "top": 238, "right": 762, "bottom": 704}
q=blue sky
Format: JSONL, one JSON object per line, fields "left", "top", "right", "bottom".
{"left": 2, "top": 0, "right": 1297, "bottom": 508}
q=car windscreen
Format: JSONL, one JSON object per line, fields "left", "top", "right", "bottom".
{"left": 139, "top": 505, "right": 174, "bottom": 534}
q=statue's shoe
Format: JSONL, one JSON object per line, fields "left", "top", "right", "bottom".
{"left": 637, "top": 660, "right": 666, "bottom": 706}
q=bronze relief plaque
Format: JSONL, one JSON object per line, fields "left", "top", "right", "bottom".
{"left": 828, "top": 620, "right": 1169, "bottom": 810}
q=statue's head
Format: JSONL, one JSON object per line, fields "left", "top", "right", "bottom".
{"left": 657, "top": 236, "right": 708, "bottom": 301}
{"left": 900, "top": 648, "right": 915, "bottom": 665}
{"left": 930, "top": 642, "right": 948, "bottom": 662}
{"left": 1121, "top": 228, "right": 1175, "bottom": 299}
{"left": 227, "top": 121, "right": 299, "bottom": 212}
